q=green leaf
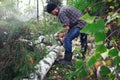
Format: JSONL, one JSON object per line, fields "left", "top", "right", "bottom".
{"left": 109, "top": 73, "right": 116, "bottom": 80}
{"left": 95, "top": 19, "right": 105, "bottom": 32}
{"left": 81, "top": 24, "right": 95, "bottom": 34}
{"left": 87, "top": 56, "right": 96, "bottom": 67}
{"left": 108, "top": 48, "right": 118, "bottom": 57}
{"left": 99, "top": 65, "right": 111, "bottom": 77}
{"left": 75, "top": 60, "right": 83, "bottom": 68}
{"left": 113, "top": 56, "right": 120, "bottom": 65}
{"left": 94, "top": 32, "right": 106, "bottom": 42}
{"left": 78, "top": 68, "right": 88, "bottom": 78}
{"left": 75, "top": 61, "right": 88, "bottom": 79}
{"left": 81, "top": 19, "right": 105, "bottom": 34}
{"left": 95, "top": 53, "right": 101, "bottom": 59}
{"left": 96, "top": 44, "right": 107, "bottom": 54}
{"left": 80, "top": 13, "right": 96, "bottom": 24}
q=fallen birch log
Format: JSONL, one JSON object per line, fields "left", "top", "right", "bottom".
{"left": 35, "top": 45, "right": 60, "bottom": 80}
{"left": 22, "top": 44, "right": 60, "bottom": 80}
{"left": 21, "top": 34, "right": 61, "bottom": 80}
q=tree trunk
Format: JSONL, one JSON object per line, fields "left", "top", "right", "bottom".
{"left": 22, "top": 44, "right": 60, "bottom": 80}
{"left": 37, "top": 0, "right": 39, "bottom": 22}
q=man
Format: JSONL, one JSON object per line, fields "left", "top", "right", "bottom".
{"left": 46, "top": 3, "right": 87, "bottom": 65}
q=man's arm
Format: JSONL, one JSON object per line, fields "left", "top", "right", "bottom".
{"left": 63, "top": 25, "right": 70, "bottom": 30}
{"left": 58, "top": 11, "right": 70, "bottom": 31}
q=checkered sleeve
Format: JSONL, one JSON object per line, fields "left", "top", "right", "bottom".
{"left": 58, "top": 12, "right": 70, "bottom": 27}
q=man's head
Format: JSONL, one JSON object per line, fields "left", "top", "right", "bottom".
{"left": 46, "top": 3, "right": 59, "bottom": 15}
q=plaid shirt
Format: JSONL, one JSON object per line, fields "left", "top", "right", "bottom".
{"left": 58, "top": 6, "right": 86, "bottom": 29}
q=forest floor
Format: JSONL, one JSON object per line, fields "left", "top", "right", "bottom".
{"left": 44, "top": 36, "right": 96, "bottom": 80}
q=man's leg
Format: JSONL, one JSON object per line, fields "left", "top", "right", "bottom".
{"left": 80, "top": 33, "right": 87, "bottom": 59}
{"left": 63, "top": 27, "right": 80, "bottom": 61}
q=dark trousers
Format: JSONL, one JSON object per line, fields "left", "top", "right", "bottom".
{"left": 80, "top": 33, "right": 87, "bottom": 53}
{"left": 63, "top": 27, "right": 87, "bottom": 61}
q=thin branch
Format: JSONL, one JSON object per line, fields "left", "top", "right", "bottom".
{"left": 105, "top": 29, "right": 120, "bottom": 41}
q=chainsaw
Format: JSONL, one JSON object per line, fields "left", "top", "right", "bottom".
{"left": 54, "top": 32, "right": 66, "bottom": 46}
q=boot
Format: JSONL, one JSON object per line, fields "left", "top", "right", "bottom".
{"left": 59, "top": 53, "right": 72, "bottom": 65}
{"left": 80, "top": 40, "right": 88, "bottom": 60}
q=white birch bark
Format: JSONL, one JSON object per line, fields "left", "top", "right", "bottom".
{"left": 22, "top": 44, "right": 60, "bottom": 80}
{"left": 35, "top": 45, "right": 60, "bottom": 80}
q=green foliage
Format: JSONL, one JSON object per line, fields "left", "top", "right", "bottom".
{"left": 87, "top": 56, "right": 96, "bottom": 67}
{"left": 108, "top": 48, "right": 118, "bottom": 57}
{"left": 51, "top": 60, "right": 88, "bottom": 80}
{"left": 68, "top": 0, "right": 88, "bottom": 12}
{"left": 77, "top": 9, "right": 119, "bottom": 79}
{"left": 94, "top": 32, "right": 106, "bottom": 42}
{"left": 109, "top": 73, "right": 116, "bottom": 80}
{"left": 99, "top": 65, "right": 111, "bottom": 77}
{"left": 81, "top": 18, "right": 106, "bottom": 50}
{"left": 68, "top": 0, "right": 105, "bottom": 16}
{"left": 113, "top": 56, "right": 120, "bottom": 65}
{"left": 75, "top": 60, "right": 83, "bottom": 68}
{"left": 0, "top": 17, "right": 47, "bottom": 80}
{"left": 68, "top": 60, "right": 88, "bottom": 79}
{"left": 80, "top": 13, "right": 96, "bottom": 24}
{"left": 81, "top": 19, "right": 105, "bottom": 34}
{"left": 68, "top": 0, "right": 120, "bottom": 16}
{"left": 96, "top": 44, "right": 107, "bottom": 54}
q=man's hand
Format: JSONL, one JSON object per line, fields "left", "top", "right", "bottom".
{"left": 63, "top": 25, "right": 70, "bottom": 30}
{"left": 58, "top": 32, "right": 66, "bottom": 39}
